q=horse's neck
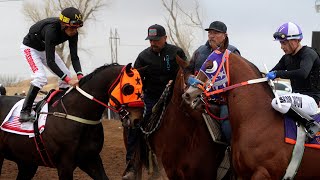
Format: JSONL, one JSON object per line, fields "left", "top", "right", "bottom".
{"left": 228, "top": 55, "right": 276, "bottom": 127}
{"left": 62, "top": 70, "right": 117, "bottom": 120}
{"left": 172, "top": 71, "right": 185, "bottom": 104}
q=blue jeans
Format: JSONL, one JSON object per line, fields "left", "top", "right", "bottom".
{"left": 220, "top": 104, "right": 231, "bottom": 143}
{"left": 125, "top": 93, "right": 158, "bottom": 162}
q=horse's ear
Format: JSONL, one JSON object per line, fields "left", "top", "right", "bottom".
{"left": 176, "top": 55, "right": 189, "bottom": 69}
{"left": 125, "top": 63, "right": 134, "bottom": 77}
{"left": 136, "top": 66, "right": 148, "bottom": 77}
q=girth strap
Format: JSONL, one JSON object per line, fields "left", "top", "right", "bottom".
{"left": 41, "top": 112, "right": 101, "bottom": 125}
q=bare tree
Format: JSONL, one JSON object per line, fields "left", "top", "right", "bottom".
{"left": 161, "top": 0, "right": 204, "bottom": 59}
{"left": 0, "top": 75, "right": 21, "bottom": 86}
{"left": 22, "top": 0, "right": 110, "bottom": 68}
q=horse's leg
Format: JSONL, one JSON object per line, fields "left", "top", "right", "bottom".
{"left": 0, "top": 155, "right": 4, "bottom": 175}
{"left": 251, "top": 167, "right": 272, "bottom": 180}
{"left": 56, "top": 158, "right": 76, "bottom": 180}
{"left": 16, "top": 162, "right": 38, "bottom": 180}
{"left": 78, "top": 155, "right": 108, "bottom": 180}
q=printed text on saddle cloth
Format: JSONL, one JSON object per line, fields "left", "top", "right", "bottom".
{"left": 271, "top": 93, "right": 318, "bottom": 115}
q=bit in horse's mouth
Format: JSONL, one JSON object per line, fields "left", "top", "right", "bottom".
{"left": 191, "top": 97, "right": 201, "bottom": 109}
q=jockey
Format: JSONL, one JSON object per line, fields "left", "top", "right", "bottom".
{"left": 266, "top": 22, "right": 320, "bottom": 137}
{"left": 19, "top": 7, "right": 84, "bottom": 122}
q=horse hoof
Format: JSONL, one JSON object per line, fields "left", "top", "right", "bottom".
{"left": 122, "top": 171, "right": 136, "bottom": 180}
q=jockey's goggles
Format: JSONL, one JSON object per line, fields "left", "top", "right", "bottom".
{"left": 273, "top": 32, "right": 302, "bottom": 41}
{"left": 65, "top": 20, "right": 83, "bottom": 28}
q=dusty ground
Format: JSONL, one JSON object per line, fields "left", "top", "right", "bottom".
{"left": 0, "top": 120, "right": 129, "bottom": 180}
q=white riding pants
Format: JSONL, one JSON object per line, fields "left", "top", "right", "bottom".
{"left": 20, "top": 44, "right": 71, "bottom": 89}
{"left": 271, "top": 93, "right": 318, "bottom": 116}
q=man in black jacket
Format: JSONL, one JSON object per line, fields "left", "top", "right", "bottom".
{"left": 19, "top": 7, "right": 84, "bottom": 122}
{"left": 123, "top": 24, "right": 187, "bottom": 179}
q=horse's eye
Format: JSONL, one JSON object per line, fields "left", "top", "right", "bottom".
{"left": 122, "top": 84, "right": 134, "bottom": 95}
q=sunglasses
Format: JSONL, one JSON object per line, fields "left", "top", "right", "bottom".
{"left": 273, "top": 32, "right": 301, "bottom": 41}
{"left": 65, "top": 20, "right": 83, "bottom": 29}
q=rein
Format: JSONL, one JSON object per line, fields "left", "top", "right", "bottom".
{"left": 189, "top": 50, "right": 269, "bottom": 121}
{"left": 44, "top": 65, "right": 142, "bottom": 125}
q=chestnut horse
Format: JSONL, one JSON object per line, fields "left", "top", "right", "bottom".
{"left": 183, "top": 50, "right": 320, "bottom": 179}
{"left": 0, "top": 63, "right": 144, "bottom": 180}
{"left": 134, "top": 56, "right": 227, "bottom": 180}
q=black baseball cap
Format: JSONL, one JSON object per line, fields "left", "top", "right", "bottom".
{"left": 145, "top": 24, "right": 166, "bottom": 40}
{"left": 205, "top": 21, "right": 227, "bottom": 33}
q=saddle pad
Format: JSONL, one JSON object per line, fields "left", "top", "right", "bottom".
{"left": 285, "top": 114, "right": 320, "bottom": 149}
{"left": 0, "top": 99, "right": 48, "bottom": 138}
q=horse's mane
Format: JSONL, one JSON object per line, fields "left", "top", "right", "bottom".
{"left": 79, "top": 63, "right": 120, "bottom": 86}
{"left": 233, "top": 54, "right": 274, "bottom": 96}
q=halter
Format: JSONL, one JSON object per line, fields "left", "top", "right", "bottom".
{"left": 107, "top": 65, "right": 144, "bottom": 123}
{"left": 187, "top": 50, "right": 269, "bottom": 120}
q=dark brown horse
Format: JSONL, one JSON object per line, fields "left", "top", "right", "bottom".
{"left": 183, "top": 50, "right": 320, "bottom": 179}
{"left": 134, "top": 57, "right": 227, "bottom": 179}
{"left": 0, "top": 63, "right": 144, "bottom": 180}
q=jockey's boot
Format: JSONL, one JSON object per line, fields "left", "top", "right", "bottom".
{"left": 286, "top": 106, "right": 320, "bottom": 138}
{"left": 19, "top": 85, "right": 40, "bottom": 123}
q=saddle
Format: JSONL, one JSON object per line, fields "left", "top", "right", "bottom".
{"left": 34, "top": 89, "right": 65, "bottom": 115}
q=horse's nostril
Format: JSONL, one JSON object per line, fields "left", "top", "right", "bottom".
{"left": 185, "top": 93, "right": 190, "bottom": 98}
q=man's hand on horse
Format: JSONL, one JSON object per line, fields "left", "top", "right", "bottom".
{"left": 266, "top": 71, "right": 277, "bottom": 80}
{"left": 68, "top": 79, "right": 79, "bottom": 87}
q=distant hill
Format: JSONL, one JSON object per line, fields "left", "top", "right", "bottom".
{"left": 6, "top": 76, "right": 60, "bottom": 96}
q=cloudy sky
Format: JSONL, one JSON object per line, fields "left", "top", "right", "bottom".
{"left": 0, "top": 0, "right": 319, "bottom": 79}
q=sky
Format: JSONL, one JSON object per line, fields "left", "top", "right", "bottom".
{"left": 0, "top": 0, "right": 319, "bottom": 80}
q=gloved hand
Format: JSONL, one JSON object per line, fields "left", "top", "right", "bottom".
{"left": 77, "top": 74, "right": 83, "bottom": 80}
{"left": 266, "top": 71, "right": 277, "bottom": 80}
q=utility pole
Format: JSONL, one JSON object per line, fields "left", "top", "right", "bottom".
{"left": 313, "top": 0, "right": 320, "bottom": 53}
{"left": 109, "top": 28, "right": 120, "bottom": 64}
{"left": 316, "top": 0, "right": 320, "bottom": 12}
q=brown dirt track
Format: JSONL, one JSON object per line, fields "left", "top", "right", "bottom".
{"left": 0, "top": 120, "right": 129, "bottom": 180}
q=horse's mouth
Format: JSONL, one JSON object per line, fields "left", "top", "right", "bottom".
{"left": 191, "top": 97, "right": 201, "bottom": 109}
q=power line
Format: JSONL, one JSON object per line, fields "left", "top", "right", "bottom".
{"left": 0, "top": 0, "right": 23, "bottom": 2}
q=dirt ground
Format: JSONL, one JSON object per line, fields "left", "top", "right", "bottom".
{"left": 0, "top": 120, "right": 131, "bottom": 180}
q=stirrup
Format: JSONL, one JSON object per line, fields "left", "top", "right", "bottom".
{"left": 19, "top": 112, "right": 35, "bottom": 123}
{"left": 304, "top": 121, "right": 320, "bottom": 138}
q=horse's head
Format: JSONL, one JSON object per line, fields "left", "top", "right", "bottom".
{"left": 183, "top": 50, "right": 230, "bottom": 109}
{"left": 108, "top": 63, "right": 144, "bottom": 127}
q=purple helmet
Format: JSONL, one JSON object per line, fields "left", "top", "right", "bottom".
{"left": 273, "top": 22, "right": 303, "bottom": 41}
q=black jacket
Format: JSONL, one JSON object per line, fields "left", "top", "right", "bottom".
{"left": 23, "top": 17, "right": 82, "bottom": 79}
{"left": 134, "top": 43, "right": 187, "bottom": 99}
{"left": 271, "top": 46, "right": 320, "bottom": 102}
